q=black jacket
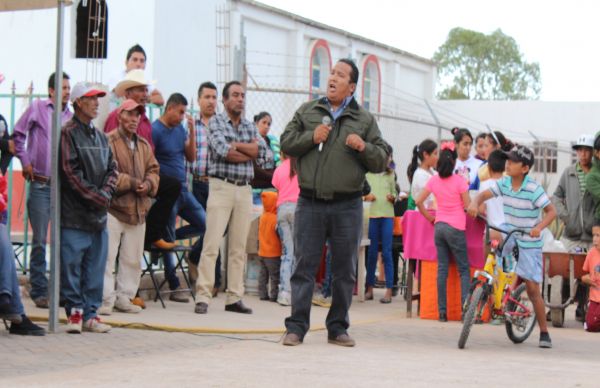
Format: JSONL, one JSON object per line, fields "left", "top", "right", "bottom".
{"left": 59, "top": 115, "right": 117, "bottom": 232}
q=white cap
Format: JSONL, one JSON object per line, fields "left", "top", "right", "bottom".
{"left": 70, "top": 82, "right": 106, "bottom": 102}
{"left": 572, "top": 134, "right": 594, "bottom": 150}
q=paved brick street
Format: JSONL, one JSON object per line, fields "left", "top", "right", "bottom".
{"left": 1, "top": 293, "right": 598, "bottom": 387}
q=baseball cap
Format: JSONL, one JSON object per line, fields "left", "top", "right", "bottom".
{"left": 117, "top": 99, "right": 145, "bottom": 115}
{"left": 70, "top": 82, "right": 106, "bottom": 102}
{"left": 572, "top": 134, "right": 594, "bottom": 150}
{"left": 504, "top": 145, "right": 534, "bottom": 168}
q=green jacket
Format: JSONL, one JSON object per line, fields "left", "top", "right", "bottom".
{"left": 585, "top": 159, "right": 600, "bottom": 221}
{"left": 553, "top": 163, "right": 594, "bottom": 241}
{"left": 280, "top": 97, "right": 388, "bottom": 200}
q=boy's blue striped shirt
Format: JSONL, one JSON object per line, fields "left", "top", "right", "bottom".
{"left": 489, "top": 175, "right": 550, "bottom": 249}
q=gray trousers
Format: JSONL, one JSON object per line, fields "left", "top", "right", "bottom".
{"left": 258, "top": 257, "right": 281, "bottom": 300}
{"left": 284, "top": 196, "right": 362, "bottom": 339}
{"left": 433, "top": 222, "right": 471, "bottom": 314}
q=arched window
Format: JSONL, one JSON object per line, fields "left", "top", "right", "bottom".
{"left": 361, "top": 55, "right": 381, "bottom": 113}
{"left": 309, "top": 39, "right": 332, "bottom": 100}
{"left": 76, "top": 0, "right": 108, "bottom": 59}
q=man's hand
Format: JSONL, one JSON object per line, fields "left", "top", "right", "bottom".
{"left": 135, "top": 181, "right": 151, "bottom": 197}
{"left": 346, "top": 134, "right": 365, "bottom": 152}
{"left": 467, "top": 202, "right": 479, "bottom": 218}
{"left": 186, "top": 114, "right": 194, "bottom": 133}
{"left": 363, "top": 193, "right": 376, "bottom": 202}
{"left": 386, "top": 194, "right": 395, "bottom": 203}
{"left": 530, "top": 226, "right": 542, "bottom": 238}
{"left": 22, "top": 164, "right": 33, "bottom": 181}
{"left": 8, "top": 140, "right": 15, "bottom": 155}
{"left": 313, "top": 124, "right": 331, "bottom": 145}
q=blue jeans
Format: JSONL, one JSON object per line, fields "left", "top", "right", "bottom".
{"left": 27, "top": 182, "right": 51, "bottom": 300}
{"left": 60, "top": 227, "right": 108, "bottom": 321}
{"left": 277, "top": 202, "right": 296, "bottom": 295}
{"left": 285, "top": 196, "right": 363, "bottom": 338}
{"left": 167, "top": 189, "right": 206, "bottom": 290}
{"left": 366, "top": 217, "right": 394, "bottom": 288}
{"left": 0, "top": 224, "right": 25, "bottom": 315}
{"left": 321, "top": 240, "right": 333, "bottom": 297}
{"left": 433, "top": 222, "right": 471, "bottom": 315}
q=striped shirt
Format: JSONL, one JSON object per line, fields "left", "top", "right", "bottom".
{"left": 188, "top": 116, "right": 209, "bottom": 177}
{"left": 576, "top": 162, "right": 587, "bottom": 196}
{"left": 489, "top": 175, "right": 550, "bottom": 249}
{"left": 207, "top": 112, "right": 268, "bottom": 182}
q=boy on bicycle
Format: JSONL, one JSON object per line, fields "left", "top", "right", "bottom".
{"left": 468, "top": 145, "right": 557, "bottom": 348}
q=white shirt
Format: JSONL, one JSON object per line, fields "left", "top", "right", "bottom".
{"left": 454, "top": 155, "right": 484, "bottom": 185}
{"left": 480, "top": 178, "right": 505, "bottom": 227}
{"left": 412, "top": 167, "right": 436, "bottom": 209}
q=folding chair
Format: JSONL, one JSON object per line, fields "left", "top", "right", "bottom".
{"left": 140, "top": 245, "right": 195, "bottom": 308}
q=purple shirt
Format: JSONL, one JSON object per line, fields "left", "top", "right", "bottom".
{"left": 13, "top": 99, "right": 73, "bottom": 177}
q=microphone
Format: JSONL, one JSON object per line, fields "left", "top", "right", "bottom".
{"left": 319, "top": 116, "right": 332, "bottom": 152}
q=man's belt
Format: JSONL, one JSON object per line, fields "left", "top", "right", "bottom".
{"left": 211, "top": 176, "right": 249, "bottom": 186}
{"left": 31, "top": 175, "right": 51, "bottom": 185}
{"left": 192, "top": 174, "right": 209, "bottom": 182}
{"left": 299, "top": 188, "right": 362, "bottom": 203}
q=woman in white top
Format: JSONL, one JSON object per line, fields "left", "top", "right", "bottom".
{"left": 452, "top": 127, "right": 483, "bottom": 186}
{"left": 407, "top": 139, "right": 438, "bottom": 210}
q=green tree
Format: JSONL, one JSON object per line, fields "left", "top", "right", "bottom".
{"left": 433, "top": 27, "right": 541, "bottom": 100}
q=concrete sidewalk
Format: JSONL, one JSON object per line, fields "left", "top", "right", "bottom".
{"left": 1, "top": 291, "right": 598, "bottom": 387}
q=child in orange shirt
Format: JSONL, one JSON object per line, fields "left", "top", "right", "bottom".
{"left": 258, "top": 191, "right": 282, "bottom": 301}
{"left": 582, "top": 223, "right": 600, "bottom": 332}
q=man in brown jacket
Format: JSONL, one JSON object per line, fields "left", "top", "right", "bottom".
{"left": 100, "top": 99, "right": 160, "bottom": 314}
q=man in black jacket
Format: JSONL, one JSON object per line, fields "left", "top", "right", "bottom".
{"left": 59, "top": 82, "right": 117, "bottom": 334}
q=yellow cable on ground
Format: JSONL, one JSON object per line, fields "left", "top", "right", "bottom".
{"left": 28, "top": 311, "right": 406, "bottom": 335}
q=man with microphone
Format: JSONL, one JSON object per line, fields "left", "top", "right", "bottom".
{"left": 280, "top": 58, "right": 389, "bottom": 347}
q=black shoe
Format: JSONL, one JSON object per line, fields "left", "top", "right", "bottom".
{"left": 194, "top": 302, "right": 208, "bottom": 314}
{"left": 33, "top": 297, "right": 49, "bottom": 309}
{"left": 438, "top": 313, "right": 448, "bottom": 322}
{"left": 539, "top": 331, "right": 552, "bottom": 348}
{"left": 225, "top": 301, "right": 253, "bottom": 314}
{"left": 259, "top": 296, "right": 270, "bottom": 301}
{"left": 9, "top": 315, "right": 45, "bottom": 336}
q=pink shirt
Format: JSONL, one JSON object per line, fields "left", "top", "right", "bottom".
{"left": 425, "top": 174, "right": 469, "bottom": 230}
{"left": 271, "top": 159, "right": 299, "bottom": 207}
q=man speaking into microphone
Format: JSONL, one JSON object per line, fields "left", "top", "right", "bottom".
{"left": 280, "top": 58, "right": 389, "bottom": 347}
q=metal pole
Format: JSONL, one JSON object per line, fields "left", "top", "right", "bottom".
{"left": 49, "top": 0, "right": 66, "bottom": 333}
{"left": 424, "top": 99, "right": 442, "bottom": 144}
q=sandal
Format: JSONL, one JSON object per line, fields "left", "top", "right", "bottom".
{"left": 379, "top": 297, "right": 392, "bottom": 304}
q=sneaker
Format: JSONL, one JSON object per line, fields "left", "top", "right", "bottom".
{"left": 539, "top": 331, "right": 552, "bottom": 348}
{"left": 194, "top": 302, "right": 208, "bottom": 314}
{"left": 114, "top": 299, "right": 142, "bottom": 314}
{"left": 277, "top": 292, "right": 291, "bottom": 306}
{"left": 66, "top": 308, "right": 83, "bottom": 334}
{"left": 98, "top": 304, "right": 113, "bottom": 316}
{"left": 9, "top": 315, "right": 45, "bottom": 336}
{"left": 83, "top": 317, "right": 111, "bottom": 333}
{"left": 312, "top": 294, "right": 331, "bottom": 308}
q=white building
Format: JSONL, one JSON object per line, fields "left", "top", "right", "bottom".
{"left": 0, "top": 0, "right": 438, "bottom": 190}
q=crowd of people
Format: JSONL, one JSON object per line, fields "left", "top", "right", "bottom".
{"left": 0, "top": 44, "right": 598, "bottom": 347}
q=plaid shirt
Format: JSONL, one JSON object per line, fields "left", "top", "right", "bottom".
{"left": 207, "top": 112, "right": 268, "bottom": 182}
{"left": 188, "top": 116, "right": 210, "bottom": 177}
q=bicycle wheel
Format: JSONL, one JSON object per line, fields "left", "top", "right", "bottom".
{"left": 505, "top": 283, "right": 537, "bottom": 344}
{"left": 458, "top": 285, "right": 486, "bottom": 349}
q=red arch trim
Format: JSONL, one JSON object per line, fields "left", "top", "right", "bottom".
{"left": 361, "top": 54, "right": 381, "bottom": 113}
{"left": 308, "top": 39, "right": 332, "bottom": 100}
